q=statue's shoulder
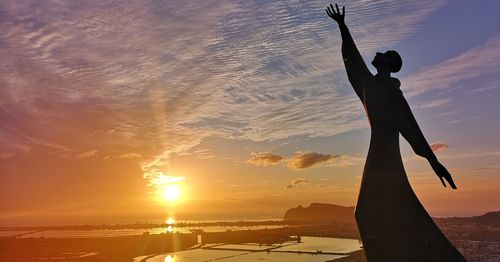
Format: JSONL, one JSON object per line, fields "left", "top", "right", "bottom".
{"left": 386, "top": 78, "right": 404, "bottom": 104}
{"left": 390, "top": 77, "right": 401, "bottom": 89}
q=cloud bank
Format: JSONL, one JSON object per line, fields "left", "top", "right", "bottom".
{"left": 0, "top": 0, "right": 461, "bottom": 187}
{"left": 246, "top": 151, "right": 354, "bottom": 170}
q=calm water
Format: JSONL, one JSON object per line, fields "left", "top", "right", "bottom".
{"left": 143, "top": 250, "right": 345, "bottom": 262}
{"left": 138, "top": 237, "right": 362, "bottom": 262}
{"left": 276, "top": 236, "right": 361, "bottom": 253}
{"left": 0, "top": 225, "right": 284, "bottom": 238}
{"left": 1, "top": 226, "right": 362, "bottom": 261}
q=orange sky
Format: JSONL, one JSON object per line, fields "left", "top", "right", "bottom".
{"left": 1, "top": 0, "right": 500, "bottom": 226}
{"left": 1, "top": 134, "right": 499, "bottom": 226}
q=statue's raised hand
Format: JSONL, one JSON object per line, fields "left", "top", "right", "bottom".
{"left": 326, "top": 4, "right": 345, "bottom": 24}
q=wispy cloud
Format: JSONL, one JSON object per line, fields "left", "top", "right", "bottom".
{"left": 0, "top": 0, "right": 448, "bottom": 186}
{"left": 117, "top": 152, "right": 142, "bottom": 159}
{"left": 439, "top": 151, "right": 500, "bottom": 160}
{"left": 416, "top": 98, "right": 451, "bottom": 109}
{"left": 437, "top": 111, "right": 458, "bottom": 117}
{"left": 0, "top": 153, "right": 15, "bottom": 159}
{"left": 404, "top": 36, "right": 500, "bottom": 97}
{"left": 465, "top": 81, "right": 499, "bottom": 94}
{"left": 285, "top": 178, "right": 309, "bottom": 190}
{"left": 246, "top": 152, "right": 284, "bottom": 167}
{"left": 446, "top": 116, "right": 480, "bottom": 125}
{"left": 77, "top": 150, "right": 98, "bottom": 159}
{"left": 430, "top": 142, "right": 449, "bottom": 152}
{"left": 177, "top": 149, "right": 215, "bottom": 160}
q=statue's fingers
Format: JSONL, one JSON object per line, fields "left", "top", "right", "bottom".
{"left": 331, "top": 5, "right": 338, "bottom": 15}
{"left": 446, "top": 176, "right": 457, "bottom": 189}
{"left": 439, "top": 176, "right": 446, "bottom": 187}
{"left": 335, "top": 4, "right": 340, "bottom": 14}
{"left": 441, "top": 169, "right": 458, "bottom": 189}
{"left": 326, "top": 8, "right": 332, "bottom": 17}
{"left": 342, "top": 6, "right": 345, "bottom": 16}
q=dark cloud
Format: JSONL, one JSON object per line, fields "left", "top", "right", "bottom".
{"left": 287, "top": 152, "right": 341, "bottom": 169}
{"left": 285, "top": 178, "right": 309, "bottom": 189}
{"left": 246, "top": 152, "right": 283, "bottom": 167}
{"left": 246, "top": 151, "right": 354, "bottom": 169}
{"left": 431, "top": 142, "right": 450, "bottom": 152}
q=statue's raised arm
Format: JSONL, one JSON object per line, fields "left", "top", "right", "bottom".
{"left": 326, "top": 4, "right": 373, "bottom": 102}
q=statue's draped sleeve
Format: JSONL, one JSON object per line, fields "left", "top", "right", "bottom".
{"left": 395, "top": 90, "right": 437, "bottom": 160}
{"left": 339, "top": 23, "right": 373, "bottom": 102}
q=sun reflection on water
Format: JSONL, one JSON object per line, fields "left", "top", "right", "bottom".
{"left": 166, "top": 217, "right": 175, "bottom": 233}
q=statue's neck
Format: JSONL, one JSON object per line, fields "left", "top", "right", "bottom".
{"left": 376, "top": 71, "right": 391, "bottom": 78}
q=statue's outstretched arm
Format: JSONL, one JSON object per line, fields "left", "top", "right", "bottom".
{"left": 396, "top": 91, "right": 458, "bottom": 189}
{"left": 326, "top": 4, "right": 372, "bottom": 102}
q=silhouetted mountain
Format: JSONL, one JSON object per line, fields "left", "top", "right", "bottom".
{"left": 436, "top": 211, "right": 500, "bottom": 226}
{"left": 284, "top": 203, "right": 499, "bottom": 228}
{"left": 283, "top": 203, "right": 355, "bottom": 224}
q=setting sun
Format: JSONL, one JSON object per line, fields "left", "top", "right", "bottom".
{"left": 162, "top": 184, "right": 181, "bottom": 202}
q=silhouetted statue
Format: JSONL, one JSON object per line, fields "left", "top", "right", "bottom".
{"left": 326, "top": 4, "right": 466, "bottom": 261}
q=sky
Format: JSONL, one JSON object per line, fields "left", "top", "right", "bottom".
{"left": 1, "top": 0, "right": 499, "bottom": 226}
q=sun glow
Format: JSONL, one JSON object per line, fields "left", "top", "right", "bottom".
{"left": 150, "top": 173, "right": 187, "bottom": 204}
{"left": 162, "top": 184, "right": 182, "bottom": 202}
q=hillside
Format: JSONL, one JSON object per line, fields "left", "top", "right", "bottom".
{"left": 283, "top": 203, "right": 356, "bottom": 224}
{"left": 436, "top": 211, "right": 500, "bottom": 226}
{"left": 284, "top": 203, "right": 500, "bottom": 227}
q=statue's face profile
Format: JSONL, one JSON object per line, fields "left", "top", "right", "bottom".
{"left": 372, "top": 50, "right": 402, "bottom": 73}
{"left": 371, "top": 52, "right": 391, "bottom": 71}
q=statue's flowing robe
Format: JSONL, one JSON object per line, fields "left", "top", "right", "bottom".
{"left": 338, "top": 23, "right": 466, "bottom": 261}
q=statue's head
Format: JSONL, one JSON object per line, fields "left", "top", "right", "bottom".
{"left": 371, "top": 50, "right": 402, "bottom": 73}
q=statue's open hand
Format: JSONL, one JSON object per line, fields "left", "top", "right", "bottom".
{"left": 326, "top": 4, "right": 345, "bottom": 24}
{"left": 431, "top": 160, "right": 457, "bottom": 189}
